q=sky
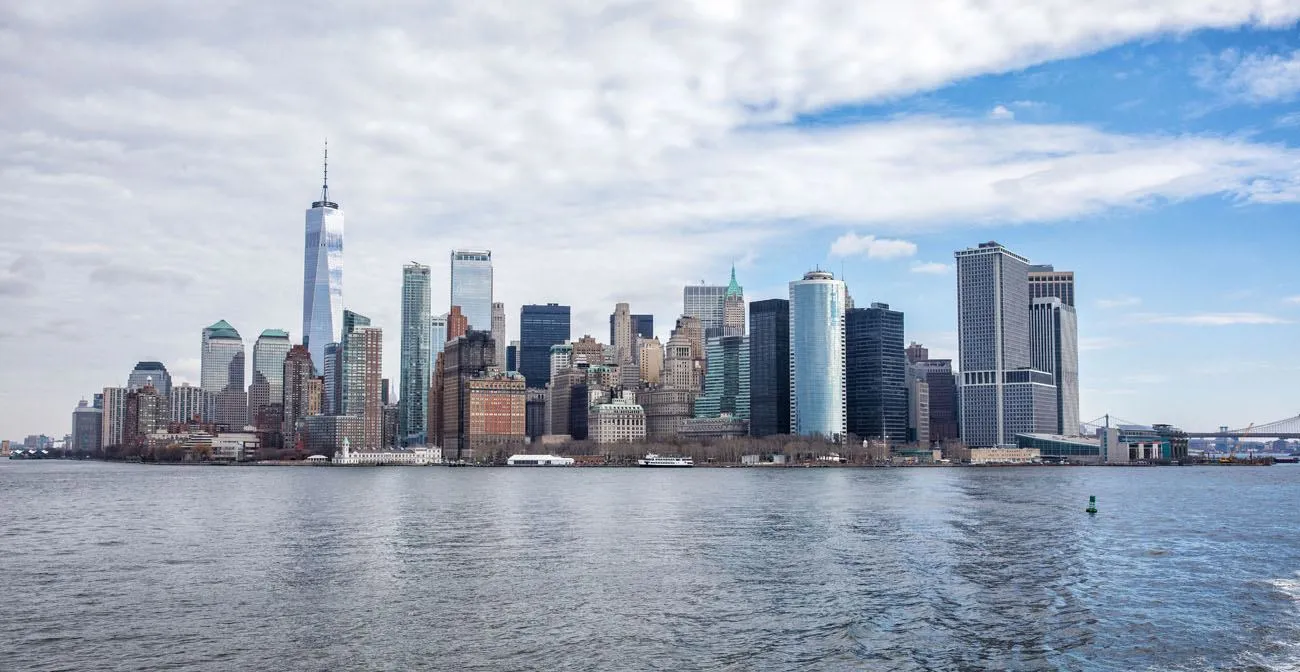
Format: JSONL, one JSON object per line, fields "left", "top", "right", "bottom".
{"left": 3, "top": 1, "right": 1300, "bottom": 439}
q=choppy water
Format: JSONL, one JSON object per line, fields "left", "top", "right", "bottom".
{"left": 2, "top": 461, "right": 1297, "bottom": 671}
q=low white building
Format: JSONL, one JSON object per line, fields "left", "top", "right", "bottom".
{"left": 212, "top": 432, "right": 259, "bottom": 461}
{"left": 506, "top": 454, "right": 575, "bottom": 466}
{"left": 333, "top": 439, "right": 442, "bottom": 466}
{"left": 590, "top": 398, "right": 647, "bottom": 444}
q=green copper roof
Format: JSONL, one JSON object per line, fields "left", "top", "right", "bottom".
{"left": 260, "top": 329, "right": 290, "bottom": 339}
{"left": 205, "top": 319, "right": 240, "bottom": 340}
{"left": 725, "top": 265, "right": 743, "bottom": 298}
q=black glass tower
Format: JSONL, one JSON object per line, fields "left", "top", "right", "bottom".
{"left": 519, "top": 303, "right": 571, "bottom": 389}
{"left": 846, "top": 303, "right": 907, "bottom": 443}
{"left": 748, "top": 299, "right": 790, "bottom": 436}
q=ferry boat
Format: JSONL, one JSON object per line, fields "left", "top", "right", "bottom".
{"left": 506, "top": 454, "right": 575, "bottom": 466}
{"left": 637, "top": 453, "right": 694, "bottom": 468}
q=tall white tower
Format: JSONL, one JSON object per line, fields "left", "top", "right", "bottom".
{"left": 303, "top": 142, "right": 344, "bottom": 374}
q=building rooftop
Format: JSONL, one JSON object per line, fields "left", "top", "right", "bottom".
{"left": 205, "top": 320, "right": 241, "bottom": 339}
{"left": 260, "top": 329, "right": 290, "bottom": 339}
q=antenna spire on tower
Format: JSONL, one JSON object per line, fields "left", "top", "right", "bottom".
{"left": 321, "top": 139, "right": 329, "bottom": 202}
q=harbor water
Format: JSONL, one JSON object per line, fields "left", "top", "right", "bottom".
{"left": 2, "top": 461, "right": 1298, "bottom": 670}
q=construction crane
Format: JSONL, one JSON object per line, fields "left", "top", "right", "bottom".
{"left": 1220, "top": 423, "right": 1254, "bottom": 463}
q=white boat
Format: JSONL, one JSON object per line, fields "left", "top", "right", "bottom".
{"left": 507, "top": 454, "right": 575, "bottom": 466}
{"left": 638, "top": 453, "right": 694, "bottom": 468}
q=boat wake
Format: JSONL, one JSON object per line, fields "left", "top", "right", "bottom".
{"left": 1234, "top": 573, "right": 1300, "bottom": 672}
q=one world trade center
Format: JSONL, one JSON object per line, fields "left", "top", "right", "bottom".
{"left": 303, "top": 144, "right": 344, "bottom": 374}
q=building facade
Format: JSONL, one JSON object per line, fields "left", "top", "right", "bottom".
{"left": 520, "top": 303, "right": 571, "bottom": 390}
{"left": 789, "top": 271, "right": 847, "bottom": 441}
{"left": 281, "top": 345, "right": 315, "bottom": 448}
{"left": 491, "top": 301, "right": 506, "bottom": 375}
{"left": 1028, "top": 265, "right": 1075, "bottom": 307}
{"left": 400, "top": 263, "right": 432, "bottom": 443}
{"left": 465, "top": 372, "right": 527, "bottom": 462}
{"left": 1030, "top": 297, "right": 1081, "bottom": 436}
{"left": 169, "top": 383, "right": 214, "bottom": 424}
{"left": 300, "top": 415, "right": 363, "bottom": 457}
{"left": 722, "top": 265, "right": 745, "bottom": 337}
{"left": 845, "top": 303, "right": 907, "bottom": 443}
{"left": 955, "top": 242, "right": 1057, "bottom": 446}
{"left": 591, "top": 399, "right": 647, "bottom": 444}
{"left": 639, "top": 337, "right": 663, "bottom": 385}
{"left": 127, "top": 361, "right": 172, "bottom": 398}
{"left": 450, "top": 249, "right": 493, "bottom": 332}
{"left": 439, "top": 330, "right": 497, "bottom": 461}
{"left": 611, "top": 303, "right": 633, "bottom": 364}
{"left": 695, "top": 335, "right": 749, "bottom": 419}
{"left": 342, "top": 325, "right": 384, "bottom": 449}
{"left": 302, "top": 151, "right": 344, "bottom": 375}
{"left": 72, "top": 400, "right": 102, "bottom": 454}
{"left": 248, "top": 329, "right": 291, "bottom": 437}
{"left": 431, "top": 314, "right": 448, "bottom": 358}
{"left": 201, "top": 320, "right": 247, "bottom": 429}
{"left": 907, "top": 373, "right": 930, "bottom": 445}
{"left": 684, "top": 283, "right": 729, "bottom": 339}
{"left": 749, "top": 298, "right": 790, "bottom": 437}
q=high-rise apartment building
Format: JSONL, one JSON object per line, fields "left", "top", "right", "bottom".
{"left": 334, "top": 309, "right": 370, "bottom": 417}
{"left": 124, "top": 384, "right": 166, "bottom": 448}
{"left": 491, "top": 302, "right": 506, "bottom": 375}
{"left": 846, "top": 303, "right": 907, "bottom": 443}
{"left": 342, "top": 325, "right": 383, "bottom": 449}
{"left": 201, "top": 320, "right": 247, "bottom": 429}
{"left": 302, "top": 146, "right": 344, "bottom": 374}
{"left": 789, "top": 271, "right": 847, "bottom": 441}
{"left": 447, "top": 306, "right": 468, "bottom": 342}
{"left": 1030, "top": 297, "right": 1080, "bottom": 435}
{"left": 639, "top": 337, "right": 664, "bottom": 385}
{"left": 72, "top": 399, "right": 102, "bottom": 454}
{"left": 955, "top": 242, "right": 1058, "bottom": 446}
{"left": 400, "top": 263, "right": 432, "bottom": 443}
{"left": 281, "top": 345, "right": 315, "bottom": 447}
{"left": 694, "top": 335, "right": 749, "bottom": 419}
{"left": 439, "top": 330, "right": 496, "bottom": 461}
{"left": 572, "top": 335, "right": 606, "bottom": 366}
{"left": 722, "top": 266, "right": 745, "bottom": 337}
{"left": 127, "top": 361, "right": 172, "bottom": 397}
{"left": 101, "top": 387, "right": 128, "bottom": 448}
{"left": 749, "top": 299, "right": 790, "bottom": 437}
{"left": 1028, "top": 265, "right": 1075, "bottom": 307}
{"left": 450, "top": 249, "right": 493, "bottom": 332}
{"left": 169, "top": 383, "right": 213, "bottom": 424}
{"left": 611, "top": 303, "right": 633, "bottom": 364}
{"left": 465, "top": 372, "right": 527, "bottom": 463}
{"left": 248, "top": 329, "right": 291, "bottom": 435}
{"left": 684, "top": 282, "right": 728, "bottom": 339}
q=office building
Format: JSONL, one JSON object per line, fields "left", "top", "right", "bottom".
{"left": 789, "top": 271, "right": 847, "bottom": 441}
{"left": 125, "top": 384, "right": 166, "bottom": 448}
{"left": 845, "top": 303, "right": 907, "bottom": 443}
{"left": 438, "top": 330, "right": 497, "bottom": 461}
{"left": 450, "top": 249, "right": 493, "bottom": 332}
{"left": 322, "top": 342, "right": 341, "bottom": 415}
{"left": 201, "top": 320, "right": 247, "bottom": 429}
{"left": 127, "top": 361, "right": 172, "bottom": 398}
{"left": 547, "top": 366, "right": 585, "bottom": 439}
{"left": 694, "top": 335, "right": 749, "bottom": 419}
{"left": 465, "top": 372, "right": 527, "bottom": 462}
{"left": 591, "top": 398, "right": 647, "bottom": 444}
{"left": 1031, "top": 297, "right": 1080, "bottom": 435}
{"left": 662, "top": 330, "right": 700, "bottom": 392}
{"left": 632, "top": 315, "right": 654, "bottom": 341}
{"left": 302, "top": 146, "right": 344, "bottom": 374}
{"left": 382, "top": 404, "right": 399, "bottom": 449}
{"left": 431, "top": 314, "right": 448, "bottom": 357}
{"left": 491, "top": 301, "right": 506, "bottom": 374}
{"left": 506, "top": 341, "right": 519, "bottom": 373}
{"left": 72, "top": 400, "right": 102, "bottom": 454}
{"left": 909, "top": 358, "right": 960, "bottom": 442}
{"left": 673, "top": 315, "right": 704, "bottom": 362}
{"left": 684, "top": 282, "right": 728, "bottom": 339}
{"left": 1028, "top": 265, "right": 1075, "bottom": 307}
{"left": 400, "top": 263, "right": 433, "bottom": 443}
{"left": 955, "top": 242, "right": 1057, "bottom": 446}
{"left": 300, "top": 415, "right": 363, "bottom": 457}
{"left": 306, "top": 377, "right": 323, "bottom": 416}
{"left": 342, "top": 324, "right": 384, "bottom": 449}
{"left": 572, "top": 335, "right": 605, "bottom": 366}
{"left": 905, "top": 342, "right": 928, "bottom": 364}
{"left": 611, "top": 303, "right": 633, "bottom": 364}
{"left": 446, "top": 306, "right": 468, "bottom": 343}
{"left": 248, "top": 329, "right": 291, "bottom": 436}
{"left": 520, "top": 303, "right": 570, "bottom": 389}
{"left": 907, "top": 372, "right": 931, "bottom": 445}
{"left": 749, "top": 298, "right": 790, "bottom": 437}
{"left": 282, "top": 345, "right": 315, "bottom": 447}
{"left": 549, "top": 343, "right": 573, "bottom": 383}
{"left": 722, "top": 265, "right": 745, "bottom": 337}
{"left": 169, "top": 383, "right": 213, "bottom": 424}
{"left": 639, "top": 337, "right": 663, "bottom": 385}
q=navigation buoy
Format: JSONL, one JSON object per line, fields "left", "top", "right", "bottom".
{"left": 1086, "top": 495, "right": 1098, "bottom": 514}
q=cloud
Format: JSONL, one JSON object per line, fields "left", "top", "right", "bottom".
{"left": 1198, "top": 49, "right": 1300, "bottom": 103}
{"left": 3, "top": 0, "right": 1300, "bottom": 436}
{"left": 1284, "top": 296, "right": 1300, "bottom": 305}
{"left": 1137, "top": 312, "right": 1291, "bottom": 326}
{"left": 1096, "top": 296, "right": 1142, "bottom": 308}
{"left": 910, "top": 261, "right": 952, "bottom": 274}
{"left": 0, "top": 278, "right": 37, "bottom": 297}
{"left": 830, "top": 233, "right": 918, "bottom": 260}
{"left": 989, "top": 105, "right": 1015, "bottom": 120}
{"left": 1078, "top": 336, "right": 1126, "bottom": 351}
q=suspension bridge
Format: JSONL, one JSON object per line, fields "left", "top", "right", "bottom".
{"left": 1082, "top": 413, "right": 1300, "bottom": 440}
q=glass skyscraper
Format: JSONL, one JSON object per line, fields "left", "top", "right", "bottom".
{"left": 302, "top": 147, "right": 344, "bottom": 374}
{"left": 519, "top": 303, "right": 570, "bottom": 389}
{"left": 248, "top": 329, "right": 291, "bottom": 430}
{"left": 789, "top": 272, "right": 847, "bottom": 441}
{"left": 1031, "top": 297, "right": 1080, "bottom": 435}
{"left": 749, "top": 299, "right": 790, "bottom": 436}
{"left": 846, "top": 303, "right": 908, "bottom": 443}
{"left": 127, "top": 361, "right": 172, "bottom": 397}
{"left": 684, "top": 284, "right": 728, "bottom": 339}
{"left": 201, "top": 320, "right": 246, "bottom": 429}
{"left": 694, "top": 335, "right": 749, "bottom": 419}
{"left": 400, "top": 263, "right": 432, "bottom": 443}
{"left": 450, "top": 249, "right": 493, "bottom": 333}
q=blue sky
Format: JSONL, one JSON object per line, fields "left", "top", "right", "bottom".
{"left": 2, "top": 2, "right": 1299, "bottom": 438}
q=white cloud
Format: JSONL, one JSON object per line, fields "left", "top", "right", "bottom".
{"left": 989, "top": 105, "right": 1015, "bottom": 120}
{"left": 1096, "top": 296, "right": 1142, "bottom": 308}
{"left": 1078, "top": 336, "right": 1126, "bottom": 351}
{"left": 910, "top": 261, "right": 953, "bottom": 274}
{"left": 1138, "top": 312, "right": 1292, "bottom": 326}
{"left": 830, "top": 233, "right": 918, "bottom": 260}
{"left": 3, "top": 0, "right": 1300, "bottom": 435}
{"left": 1284, "top": 296, "right": 1300, "bottom": 304}
{"left": 1207, "top": 49, "right": 1300, "bottom": 103}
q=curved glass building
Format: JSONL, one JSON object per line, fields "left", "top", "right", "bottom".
{"left": 201, "top": 320, "right": 247, "bottom": 429}
{"left": 789, "top": 271, "right": 847, "bottom": 441}
{"left": 303, "top": 147, "right": 344, "bottom": 374}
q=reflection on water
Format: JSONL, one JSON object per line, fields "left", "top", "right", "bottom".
{"left": 2, "top": 462, "right": 1298, "bottom": 670}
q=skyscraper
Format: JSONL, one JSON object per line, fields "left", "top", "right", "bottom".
{"left": 491, "top": 301, "right": 506, "bottom": 373}
{"left": 450, "top": 249, "right": 493, "bottom": 332}
{"left": 343, "top": 325, "right": 383, "bottom": 449}
{"left": 169, "top": 383, "right": 213, "bottom": 424}
{"left": 201, "top": 320, "right": 247, "bottom": 429}
{"left": 322, "top": 342, "right": 341, "bottom": 415}
{"left": 302, "top": 144, "right": 344, "bottom": 374}
{"left": 101, "top": 387, "right": 128, "bottom": 448}
{"left": 400, "top": 263, "right": 432, "bottom": 443}
{"left": 633, "top": 315, "right": 654, "bottom": 341}
{"left": 506, "top": 341, "right": 519, "bottom": 372}
{"left": 905, "top": 342, "right": 929, "bottom": 364}
{"left": 431, "top": 314, "right": 448, "bottom": 358}
{"left": 789, "top": 271, "right": 847, "bottom": 441}
{"left": 846, "top": 303, "right": 907, "bottom": 443}
{"left": 684, "top": 282, "right": 728, "bottom": 339}
{"left": 611, "top": 303, "right": 633, "bottom": 364}
{"left": 71, "top": 399, "right": 102, "bottom": 455}
{"left": 955, "top": 242, "right": 1058, "bottom": 446}
{"left": 749, "top": 299, "right": 790, "bottom": 437}
{"left": 909, "top": 358, "right": 959, "bottom": 442}
{"left": 1028, "top": 265, "right": 1075, "bottom": 307}
{"left": 519, "top": 303, "right": 571, "bottom": 389}
{"left": 639, "top": 337, "right": 664, "bottom": 385}
{"left": 722, "top": 265, "right": 745, "bottom": 337}
{"left": 248, "top": 329, "right": 291, "bottom": 435}
{"left": 282, "top": 345, "right": 315, "bottom": 447}
{"left": 127, "top": 361, "right": 172, "bottom": 397}
{"left": 694, "top": 335, "right": 749, "bottom": 419}
{"left": 1030, "top": 297, "right": 1080, "bottom": 435}
{"left": 447, "top": 306, "right": 468, "bottom": 342}
{"left": 124, "top": 384, "right": 165, "bottom": 448}
{"left": 439, "top": 330, "right": 496, "bottom": 461}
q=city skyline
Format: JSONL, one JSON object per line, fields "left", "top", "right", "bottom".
{"left": 6, "top": 4, "right": 1300, "bottom": 438}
